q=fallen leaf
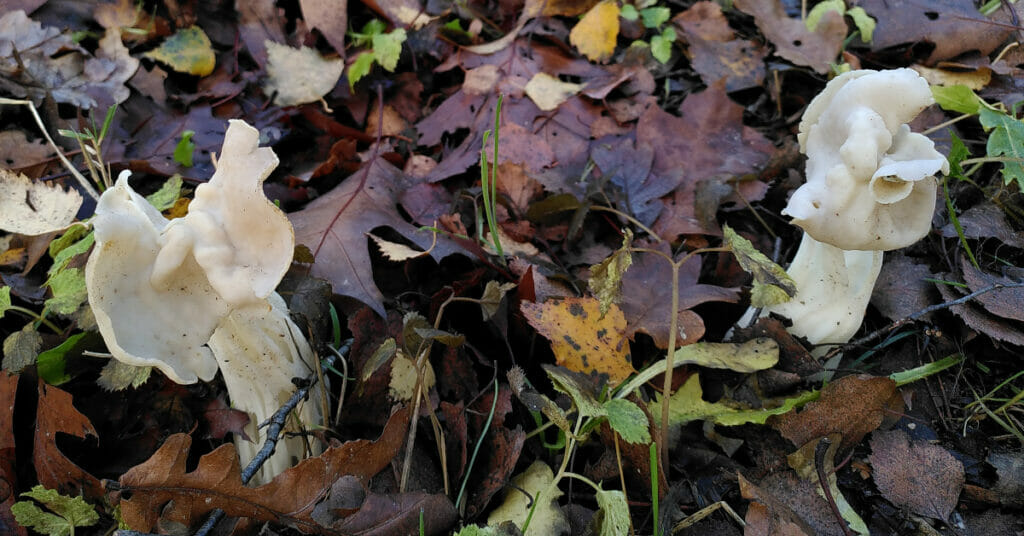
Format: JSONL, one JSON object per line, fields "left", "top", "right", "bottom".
{"left": 290, "top": 158, "right": 462, "bottom": 315}
{"left": 2, "top": 326, "right": 42, "bottom": 373}
{"left": 236, "top": 0, "right": 286, "bottom": 66}
{"left": 673, "top": 1, "right": 767, "bottom": 91}
{"left": 787, "top": 436, "right": 868, "bottom": 534}
{"left": 650, "top": 374, "right": 808, "bottom": 432}
{"left": 770, "top": 374, "right": 898, "bottom": 453}
{"left": 299, "top": 0, "right": 347, "bottom": 57}
{"left": 988, "top": 451, "right": 1024, "bottom": 508}
{"left": 465, "top": 426, "right": 525, "bottom": 519}
{"left": 860, "top": 0, "right": 1013, "bottom": 64}
{"left": 487, "top": 460, "right": 569, "bottom": 535}
{"left": 0, "top": 374, "right": 25, "bottom": 536}
{"left": 591, "top": 139, "right": 681, "bottom": 227}
{"left": 0, "top": 131, "right": 53, "bottom": 171}
{"left": 310, "top": 475, "right": 456, "bottom": 535}
{"left": 144, "top": 26, "right": 216, "bottom": 76}
{"left": 869, "top": 429, "right": 965, "bottom": 520}
{"left": 738, "top": 472, "right": 820, "bottom": 535}
{"left": 570, "top": 1, "right": 620, "bottom": 63}
{"left": 263, "top": 41, "right": 344, "bottom": 106}
{"left": 521, "top": 297, "right": 635, "bottom": 384}
{"left": 870, "top": 252, "right": 938, "bottom": 322}
{"left": 34, "top": 381, "right": 103, "bottom": 500}
{"left": 201, "top": 396, "right": 250, "bottom": 441}
{"left": 524, "top": 73, "right": 583, "bottom": 111}
{"left": 119, "top": 407, "right": 410, "bottom": 532}
{"left": 939, "top": 202, "right": 1024, "bottom": 249}
{"left": 0, "top": 171, "right": 82, "bottom": 236}
{"left": 936, "top": 278, "right": 1024, "bottom": 346}
{"left": 959, "top": 258, "right": 1024, "bottom": 323}
{"left": 733, "top": 0, "right": 845, "bottom": 74}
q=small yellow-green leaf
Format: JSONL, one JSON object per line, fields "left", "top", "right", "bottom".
{"left": 97, "top": 358, "right": 152, "bottom": 391}
{"left": 931, "top": 85, "right": 983, "bottom": 115}
{"left": 348, "top": 51, "right": 376, "bottom": 90}
{"left": 846, "top": 6, "right": 876, "bottom": 43}
{"left": 594, "top": 488, "right": 631, "bottom": 536}
{"left": 604, "top": 398, "right": 650, "bottom": 444}
{"left": 372, "top": 29, "right": 406, "bottom": 71}
{"left": 588, "top": 230, "right": 633, "bottom": 316}
{"left": 145, "top": 175, "right": 184, "bottom": 212}
{"left": 45, "top": 267, "right": 88, "bottom": 316}
{"left": 487, "top": 461, "right": 568, "bottom": 535}
{"left": 0, "top": 286, "right": 10, "bottom": 319}
{"left": 723, "top": 225, "right": 796, "bottom": 307}
{"left": 144, "top": 26, "right": 216, "bottom": 76}
{"left": 805, "top": 0, "right": 845, "bottom": 31}
{"left": 3, "top": 325, "right": 42, "bottom": 373}
{"left": 173, "top": 130, "right": 195, "bottom": 167}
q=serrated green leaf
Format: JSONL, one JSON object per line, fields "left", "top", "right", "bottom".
{"left": 37, "top": 332, "right": 89, "bottom": 386}
{"left": 543, "top": 364, "right": 605, "bottom": 419}
{"left": 980, "top": 107, "right": 1024, "bottom": 191}
{"left": 594, "top": 488, "right": 631, "bottom": 536}
{"left": 145, "top": 175, "right": 184, "bottom": 212}
{"left": 640, "top": 6, "right": 670, "bottom": 28}
{"left": 372, "top": 29, "right": 406, "bottom": 72}
{"left": 0, "top": 286, "right": 10, "bottom": 319}
{"left": 588, "top": 230, "right": 633, "bottom": 316}
{"left": 45, "top": 268, "right": 88, "bottom": 316}
{"left": 97, "top": 358, "right": 152, "bottom": 390}
{"left": 173, "top": 130, "right": 195, "bottom": 167}
{"left": 604, "top": 398, "right": 650, "bottom": 444}
{"left": 650, "top": 33, "right": 672, "bottom": 64}
{"left": 348, "top": 52, "right": 376, "bottom": 90}
{"left": 931, "top": 85, "right": 983, "bottom": 115}
{"left": 143, "top": 26, "right": 215, "bottom": 76}
{"left": 805, "top": 0, "right": 844, "bottom": 31}
{"left": 48, "top": 233, "right": 94, "bottom": 278}
{"left": 3, "top": 325, "right": 42, "bottom": 373}
{"left": 723, "top": 225, "right": 796, "bottom": 307}
{"left": 846, "top": 7, "right": 875, "bottom": 42}
{"left": 14, "top": 485, "right": 98, "bottom": 536}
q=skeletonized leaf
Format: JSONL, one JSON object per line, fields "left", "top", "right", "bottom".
{"left": 0, "top": 170, "right": 82, "bottom": 235}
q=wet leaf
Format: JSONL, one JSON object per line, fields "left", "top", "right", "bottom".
{"left": 869, "top": 429, "right": 964, "bottom": 520}
{"left": 521, "top": 297, "right": 635, "bottom": 384}
{"left": 570, "top": 1, "right": 620, "bottom": 63}
{"left": 144, "top": 26, "right": 216, "bottom": 76}
{"left": 0, "top": 170, "right": 82, "bottom": 236}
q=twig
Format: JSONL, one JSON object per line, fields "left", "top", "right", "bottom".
{"left": 825, "top": 281, "right": 1024, "bottom": 361}
{"left": 190, "top": 339, "right": 352, "bottom": 536}
{"left": 814, "top": 437, "right": 855, "bottom": 536}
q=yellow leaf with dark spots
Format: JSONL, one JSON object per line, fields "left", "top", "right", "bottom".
{"left": 521, "top": 297, "right": 634, "bottom": 384}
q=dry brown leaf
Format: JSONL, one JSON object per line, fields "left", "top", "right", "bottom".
{"left": 869, "top": 429, "right": 965, "bottom": 520}
{"left": 0, "top": 131, "right": 53, "bottom": 171}
{"left": 34, "top": 381, "right": 103, "bottom": 500}
{"left": 299, "top": 0, "right": 347, "bottom": 57}
{"left": 570, "top": 1, "right": 620, "bottom": 63}
{"left": 0, "top": 374, "right": 25, "bottom": 536}
{"left": 770, "top": 374, "right": 898, "bottom": 453}
{"left": 733, "top": 0, "right": 845, "bottom": 74}
{"left": 673, "top": 1, "right": 767, "bottom": 91}
{"left": 960, "top": 257, "right": 1024, "bottom": 323}
{"left": 119, "top": 407, "right": 410, "bottom": 533}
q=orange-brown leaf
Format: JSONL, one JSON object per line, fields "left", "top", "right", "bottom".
{"left": 521, "top": 297, "right": 635, "bottom": 384}
{"left": 34, "top": 380, "right": 103, "bottom": 500}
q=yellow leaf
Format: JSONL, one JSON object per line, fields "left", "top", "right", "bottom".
{"left": 569, "top": 1, "right": 620, "bottom": 63}
{"left": 144, "top": 26, "right": 215, "bottom": 76}
{"left": 263, "top": 41, "right": 345, "bottom": 106}
{"left": 521, "top": 297, "right": 634, "bottom": 384}
{"left": 524, "top": 72, "right": 584, "bottom": 111}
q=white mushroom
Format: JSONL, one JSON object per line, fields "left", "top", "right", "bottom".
{"left": 86, "top": 120, "right": 322, "bottom": 484}
{"left": 749, "top": 69, "right": 948, "bottom": 351}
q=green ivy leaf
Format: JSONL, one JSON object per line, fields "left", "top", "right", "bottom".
{"left": 604, "top": 398, "right": 650, "bottom": 444}
{"left": 723, "top": 225, "right": 796, "bottom": 307}
{"left": 594, "top": 488, "right": 631, "bottom": 536}
{"left": 173, "top": 130, "right": 195, "bottom": 167}
{"left": 145, "top": 175, "right": 184, "bottom": 212}
{"left": 348, "top": 52, "right": 376, "bottom": 90}
{"left": 931, "top": 85, "right": 983, "bottom": 115}
{"left": 979, "top": 107, "right": 1024, "bottom": 191}
{"left": 12, "top": 485, "right": 99, "bottom": 536}
{"left": 372, "top": 29, "right": 406, "bottom": 72}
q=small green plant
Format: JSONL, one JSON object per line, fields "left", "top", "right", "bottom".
{"left": 11, "top": 485, "right": 99, "bottom": 536}
{"left": 347, "top": 19, "right": 407, "bottom": 89}
{"left": 58, "top": 105, "right": 118, "bottom": 191}
{"left": 479, "top": 95, "right": 505, "bottom": 261}
{"left": 620, "top": 1, "right": 676, "bottom": 64}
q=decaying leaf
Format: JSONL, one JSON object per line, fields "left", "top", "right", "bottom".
{"left": 487, "top": 460, "right": 569, "bottom": 535}
{"left": 0, "top": 171, "right": 82, "bottom": 236}
{"left": 521, "top": 297, "right": 635, "bottom": 384}
{"left": 724, "top": 225, "right": 796, "bottom": 307}
{"left": 97, "top": 359, "right": 152, "bottom": 391}
{"left": 672, "top": 1, "right": 767, "bottom": 91}
{"left": 650, "top": 374, "right": 809, "bottom": 432}
{"left": 588, "top": 230, "right": 632, "bottom": 316}
{"left": 263, "top": 40, "right": 345, "bottom": 106}
{"left": 869, "top": 429, "right": 964, "bottom": 520}
{"left": 733, "top": 0, "right": 845, "bottom": 74}
{"left": 570, "top": 1, "right": 620, "bottom": 63}
{"left": 143, "top": 26, "right": 216, "bottom": 76}
{"left": 3, "top": 325, "right": 42, "bottom": 374}
{"left": 788, "top": 436, "right": 869, "bottom": 534}
{"left": 34, "top": 382, "right": 103, "bottom": 500}
{"left": 524, "top": 73, "right": 583, "bottom": 112}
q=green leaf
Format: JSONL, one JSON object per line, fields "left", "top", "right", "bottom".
{"left": 620, "top": 4, "right": 639, "bottom": 21}
{"left": 846, "top": 7, "right": 876, "bottom": 42}
{"left": 361, "top": 19, "right": 388, "bottom": 37}
{"left": 651, "top": 374, "right": 815, "bottom": 428}
{"left": 805, "top": 0, "right": 845, "bottom": 31}
{"left": 947, "top": 130, "right": 971, "bottom": 181}
{"left": 452, "top": 525, "right": 498, "bottom": 536}
{"left": 3, "top": 325, "right": 42, "bottom": 373}
{"left": 37, "top": 332, "right": 89, "bottom": 386}
{"left": 588, "top": 230, "right": 633, "bottom": 316}
{"left": 143, "top": 26, "right": 216, "bottom": 76}
{"left": 145, "top": 175, "right": 184, "bottom": 212}
{"left": 48, "top": 225, "right": 90, "bottom": 259}
{"left": 372, "top": 29, "right": 406, "bottom": 72}
{"left": 604, "top": 398, "right": 650, "bottom": 444}
{"left": 979, "top": 107, "right": 1024, "bottom": 191}
{"left": 594, "top": 488, "right": 631, "bottom": 536}
{"left": 45, "top": 268, "right": 88, "bottom": 316}
{"left": 543, "top": 364, "right": 605, "bottom": 419}
{"left": 348, "top": 52, "right": 376, "bottom": 90}
{"left": 48, "top": 233, "right": 94, "bottom": 278}
{"left": 0, "top": 285, "right": 10, "bottom": 319}
{"left": 639, "top": 6, "right": 670, "bottom": 28}
{"left": 13, "top": 485, "right": 99, "bottom": 536}
{"left": 931, "top": 85, "right": 983, "bottom": 115}
{"left": 173, "top": 130, "right": 195, "bottom": 167}
{"left": 723, "top": 225, "right": 796, "bottom": 307}
{"left": 97, "top": 358, "right": 152, "bottom": 391}
{"left": 650, "top": 32, "right": 673, "bottom": 64}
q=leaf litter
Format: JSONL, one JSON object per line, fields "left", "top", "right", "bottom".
{"left": 2, "top": 1, "right": 1024, "bottom": 534}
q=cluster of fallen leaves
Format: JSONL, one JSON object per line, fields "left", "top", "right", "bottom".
{"left": 3, "top": 0, "right": 1024, "bottom": 535}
